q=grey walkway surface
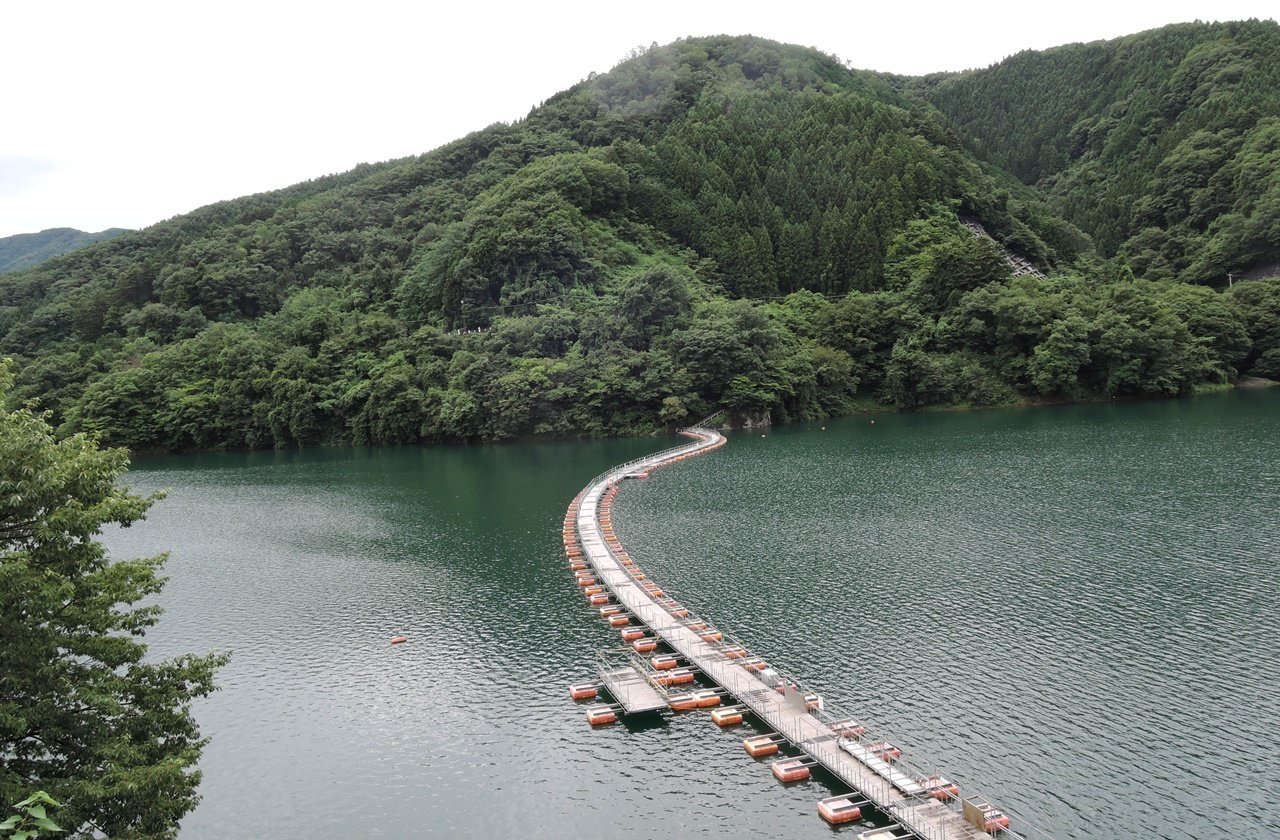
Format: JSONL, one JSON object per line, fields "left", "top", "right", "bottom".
{"left": 570, "top": 427, "right": 1042, "bottom": 840}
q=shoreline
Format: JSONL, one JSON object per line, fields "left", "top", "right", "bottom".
{"left": 123, "top": 376, "right": 1279, "bottom": 458}
{"left": 712, "top": 374, "right": 1279, "bottom": 430}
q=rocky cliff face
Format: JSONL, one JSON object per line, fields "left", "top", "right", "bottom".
{"left": 728, "top": 409, "right": 772, "bottom": 429}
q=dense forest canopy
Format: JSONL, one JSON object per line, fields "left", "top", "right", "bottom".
{"left": 1, "top": 30, "right": 1278, "bottom": 451}
{"left": 923, "top": 19, "right": 1280, "bottom": 283}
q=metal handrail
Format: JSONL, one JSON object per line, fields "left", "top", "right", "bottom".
{"left": 690, "top": 408, "right": 726, "bottom": 428}
{"left": 577, "top": 432, "right": 708, "bottom": 499}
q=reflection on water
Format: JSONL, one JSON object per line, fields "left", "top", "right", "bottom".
{"left": 103, "top": 390, "right": 1280, "bottom": 839}
{"left": 620, "top": 391, "right": 1280, "bottom": 839}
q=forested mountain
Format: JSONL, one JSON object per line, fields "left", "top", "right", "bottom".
{"left": 1, "top": 33, "right": 1277, "bottom": 451}
{"left": 923, "top": 19, "right": 1280, "bottom": 284}
{"left": 0, "top": 227, "right": 128, "bottom": 275}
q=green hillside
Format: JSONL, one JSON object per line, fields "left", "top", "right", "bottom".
{"left": 1, "top": 34, "right": 1277, "bottom": 451}
{"left": 0, "top": 227, "right": 128, "bottom": 275}
{"left": 923, "top": 19, "right": 1280, "bottom": 283}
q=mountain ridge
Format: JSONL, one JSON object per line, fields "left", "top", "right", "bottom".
{"left": 0, "top": 29, "right": 1276, "bottom": 451}
{"left": 0, "top": 227, "right": 129, "bottom": 275}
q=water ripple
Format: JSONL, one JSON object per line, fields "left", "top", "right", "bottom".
{"left": 101, "top": 394, "right": 1280, "bottom": 839}
{"left": 619, "top": 393, "right": 1280, "bottom": 839}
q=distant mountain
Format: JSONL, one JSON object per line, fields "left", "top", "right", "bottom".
{"left": 0, "top": 227, "right": 128, "bottom": 275}
{"left": 922, "top": 19, "right": 1280, "bottom": 283}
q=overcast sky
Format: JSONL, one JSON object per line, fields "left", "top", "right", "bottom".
{"left": 1, "top": 0, "right": 1275, "bottom": 238}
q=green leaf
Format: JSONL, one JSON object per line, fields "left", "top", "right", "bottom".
{"left": 0, "top": 363, "right": 226, "bottom": 837}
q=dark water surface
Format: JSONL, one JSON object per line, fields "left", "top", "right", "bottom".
{"left": 103, "top": 390, "right": 1280, "bottom": 839}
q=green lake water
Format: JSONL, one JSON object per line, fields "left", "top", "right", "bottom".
{"left": 103, "top": 389, "right": 1280, "bottom": 838}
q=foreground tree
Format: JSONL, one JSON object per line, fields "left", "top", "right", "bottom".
{"left": 1, "top": 791, "right": 62, "bottom": 838}
{"left": 0, "top": 359, "right": 227, "bottom": 838}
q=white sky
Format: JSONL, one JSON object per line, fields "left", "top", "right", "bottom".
{"left": 1, "top": 0, "right": 1275, "bottom": 238}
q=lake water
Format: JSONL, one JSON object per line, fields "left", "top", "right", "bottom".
{"left": 103, "top": 389, "right": 1280, "bottom": 839}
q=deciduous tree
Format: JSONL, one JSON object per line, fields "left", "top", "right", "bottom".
{"left": 0, "top": 359, "right": 226, "bottom": 839}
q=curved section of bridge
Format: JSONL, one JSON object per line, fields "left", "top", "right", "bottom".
{"left": 564, "top": 425, "right": 1049, "bottom": 840}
